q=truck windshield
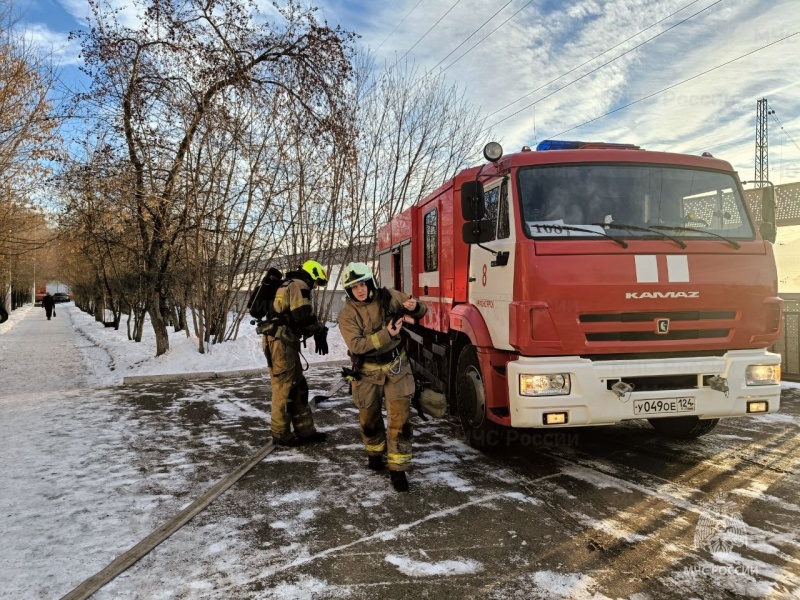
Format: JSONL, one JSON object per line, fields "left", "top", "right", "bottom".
{"left": 518, "top": 164, "right": 754, "bottom": 242}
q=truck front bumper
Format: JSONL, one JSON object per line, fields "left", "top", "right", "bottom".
{"left": 506, "top": 349, "right": 781, "bottom": 428}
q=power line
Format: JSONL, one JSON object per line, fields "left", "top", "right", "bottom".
{"left": 364, "top": 0, "right": 464, "bottom": 98}
{"left": 393, "top": 0, "right": 465, "bottom": 67}
{"left": 486, "top": 0, "right": 723, "bottom": 131}
{"left": 769, "top": 104, "right": 800, "bottom": 154}
{"left": 486, "top": 0, "right": 706, "bottom": 119}
{"left": 373, "top": 0, "right": 424, "bottom": 54}
{"left": 439, "top": 0, "right": 537, "bottom": 74}
{"left": 397, "top": 0, "right": 523, "bottom": 100}
{"left": 429, "top": 0, "right": 517, "bottom": 73}
{"left": 546, "top": 32, "right": 800, "bottom": 139}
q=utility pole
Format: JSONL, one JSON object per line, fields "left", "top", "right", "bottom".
{"left": 754, "top": 98, "right": 774, "bottom": 184}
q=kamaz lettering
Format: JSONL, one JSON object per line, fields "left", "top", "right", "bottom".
{"left": 626, "top": 291, "right": 700, "bottom": 299}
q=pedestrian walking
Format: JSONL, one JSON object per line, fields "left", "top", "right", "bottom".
{"left": 42, "top": 293, "right": 55, "bottom": 320}
{"left": 263, "top": 260, "right": 330, "bottom": 447}
{"left": 337, "top": 262, "right": 427, "bottom": 492}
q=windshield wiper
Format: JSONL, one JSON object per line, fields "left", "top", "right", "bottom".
{"left": 648, "top": 225, "right": 741, "bottom": 249}
{"left": 593, "top": 222, "right": 687, "bottom": 249}
{"left": 528, "top": 224, "right": 628, "bottom": 248}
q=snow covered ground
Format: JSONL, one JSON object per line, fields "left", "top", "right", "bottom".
{"left": 2, "top": 302, "right": 348, "bottom": 387}
{"left": 1, "top": 303, "right": 799, "bottom": 599}
{"left": 0, "top": 303, "right": 350, "bottom": 598}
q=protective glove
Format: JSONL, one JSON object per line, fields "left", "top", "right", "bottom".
{"left": 313, "top": 327, "right": 329, "bottom": 355}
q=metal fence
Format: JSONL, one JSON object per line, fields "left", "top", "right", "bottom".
{"left": 774, "top": 294, "right": 800, "bottom": 381}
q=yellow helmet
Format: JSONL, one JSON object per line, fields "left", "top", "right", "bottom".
{"left": 301, "top": 260, "right": 328, "bottom": 286}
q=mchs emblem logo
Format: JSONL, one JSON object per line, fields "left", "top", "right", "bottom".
{"left": 694, "top": 492, "right": 748, "bottom": 556}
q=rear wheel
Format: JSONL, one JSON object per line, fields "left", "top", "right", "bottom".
{"left": 456, "top": 345, "right": 503, "bottom": 449}
{"left": 648, "top": 416, "right": 719, "bottom": 439}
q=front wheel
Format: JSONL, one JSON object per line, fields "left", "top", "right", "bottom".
{"left": 648, "top": 416, "right": 719, "bottom": 439}
{"left": 456, "top": 345, "right": 504, "bottom": 449}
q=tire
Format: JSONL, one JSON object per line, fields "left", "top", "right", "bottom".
{"left": 456, "top": 345, "right": 504, "bottom": 449}
{"left": 648, "top": 416, "right": 719, "bottom": 439}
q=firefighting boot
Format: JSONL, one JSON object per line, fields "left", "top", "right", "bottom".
{"left": 390, "top": 470, "right": 409, "bottom": 492}
{"left": 297, "top": 431, "right": 327, "bottom": 445}
{"left": 274, "top": 435, "right": 304, "bottom": 447}
{"left": 367, "top": 454, "right": 386, "bottom": 471}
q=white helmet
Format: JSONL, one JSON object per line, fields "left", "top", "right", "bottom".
{"left": 342, "top": 262, "right": 377, "bottom": 301}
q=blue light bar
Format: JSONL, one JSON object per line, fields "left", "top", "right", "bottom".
{"left": 536, "top": 140, "right": 584, "bottom": 151}
{"left": 535, "top": 139, "right": 641, "bottom": 151}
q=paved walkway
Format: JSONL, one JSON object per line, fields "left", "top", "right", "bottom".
{"left": 0, "top": 304, "right": 91, "bottom": 399}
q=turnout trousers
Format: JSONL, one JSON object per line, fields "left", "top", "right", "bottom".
{"left": 352, "top": 354, "right": 415, "bottom": 471}
{"left": 264, "top": 330, "right": 316, "bottom": 441}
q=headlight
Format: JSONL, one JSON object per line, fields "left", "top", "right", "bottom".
{"left": 519, "top": 373, "right": 571, "bottom": 396}
{"left": 745, "top": 364, "right": 781, "bottom": 386}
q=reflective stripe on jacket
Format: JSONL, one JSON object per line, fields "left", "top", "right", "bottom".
{"left": 338, "top": 288, "right": 426, "bottom": 359}
{"left": 273, "top": 278, "right": 324, "bottom": 337}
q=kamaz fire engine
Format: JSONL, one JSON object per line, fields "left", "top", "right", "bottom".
{"left": 377, "top": 140, "right": 782, "bottom": 447}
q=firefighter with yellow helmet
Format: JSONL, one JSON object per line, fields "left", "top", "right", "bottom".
{"left": 265, "top": 259, "right": 330, "bottom": 447}
{"left": 338, "top": 262, "right": 427, "bottom": 492}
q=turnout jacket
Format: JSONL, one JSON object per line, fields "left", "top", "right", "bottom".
{"left": 272, "top": 272, "right": 325, "bottom": 337}
{"left": 338, "top": 287, "right": 427, "bottom": 361}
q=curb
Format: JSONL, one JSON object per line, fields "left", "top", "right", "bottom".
{"left": 122, "top": 359, "right": 348, "bottom": 385}
{"left": 123, "top": 371, "right": 219, "bottom": 384}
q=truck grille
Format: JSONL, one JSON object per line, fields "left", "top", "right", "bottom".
{"left": 586, "top": 329, "right": 729, "bottom": 342}
{"left": 580, "top": 311, "right": 735, "bottom": 323}
{"left": 581, "top": 310, "right": 734, "bottom": 344}
{"left": 606, "top": 374, "right": 699, "bottom": 392}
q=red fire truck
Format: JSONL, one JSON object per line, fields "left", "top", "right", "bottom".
{"left": 377, "top": 140, "right": 782, "bottom": 447}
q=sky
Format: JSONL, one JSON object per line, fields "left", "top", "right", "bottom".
{"left": 10, "top": 0, "right": 800, "bottom": 184}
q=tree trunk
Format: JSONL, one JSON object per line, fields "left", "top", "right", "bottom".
{"left": 133, "top": 307, "right": 146, "bottom": 342}
{"left": 148, "top": 292, "right": 170, "bottom": 356}
{"left": 94, "top": 295, "right": 103, "bottom": 322}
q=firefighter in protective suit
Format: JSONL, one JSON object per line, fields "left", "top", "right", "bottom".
{"left": 338, "top": 262, "right": 427, "bottom": 492}
{"left": 265, "top": 260, "right": 330, "bottom": 447}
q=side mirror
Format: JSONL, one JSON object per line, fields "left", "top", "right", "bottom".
{"left": 761, "top": 186, "right": 777, "bottom": 243}
{"left": 462, "top": 220, "right": 494, "bottom": 244}
{"left": 461, "top": 181, "right": 485, "bottom": 221}
{"left": 760, "top": 221, "right": 777, "bottom": 243}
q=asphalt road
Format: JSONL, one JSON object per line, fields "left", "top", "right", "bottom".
{"left": 79, "top": 369, "right": 800, "bottom": 598}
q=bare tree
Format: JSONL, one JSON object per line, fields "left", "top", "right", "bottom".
{"left": 353, "top": 57, "right": 489, "bottom": 231}
{"left": 73, "top": 0, "right": 355, "bottom": 356}
{"left": 57, "top": 141, "right": 142, "bottom": 330}
{"left": 262, "top": 54, "right": 488, "bottom": 321}
{"left": 178, "top": 90, "right": 300, "bottom": 350}
{"left": 0, "top": 0, "right": 62, "bottom": 307}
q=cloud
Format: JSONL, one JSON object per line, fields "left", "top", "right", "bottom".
{"left": 16, "top": 0, "right": 799, "bottom": 179}
{"left": 59, "top": 0, "right": 145, "bottom": 29}
{"left": 57, "top": 0, "right": 92, "bottom": 25}
{"left": 20, "top": 23, "right": 82, "bottom": 66}
{"left": 316, "top": 0, "right": 799, "bottom": 176}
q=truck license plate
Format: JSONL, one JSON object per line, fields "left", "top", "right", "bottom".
{"left": 633, "top": 397, "right": 695, "bottom": 416}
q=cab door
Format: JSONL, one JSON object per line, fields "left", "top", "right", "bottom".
{"left": 467, "top": 177, "right": 516, "bottom": 350}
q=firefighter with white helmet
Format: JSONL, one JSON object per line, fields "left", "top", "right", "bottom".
{"left": 338, "top": 261, "right": 427, "bottom": 492}
{"left": 266, "top": 259, "right": 330, "bottom": 447}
